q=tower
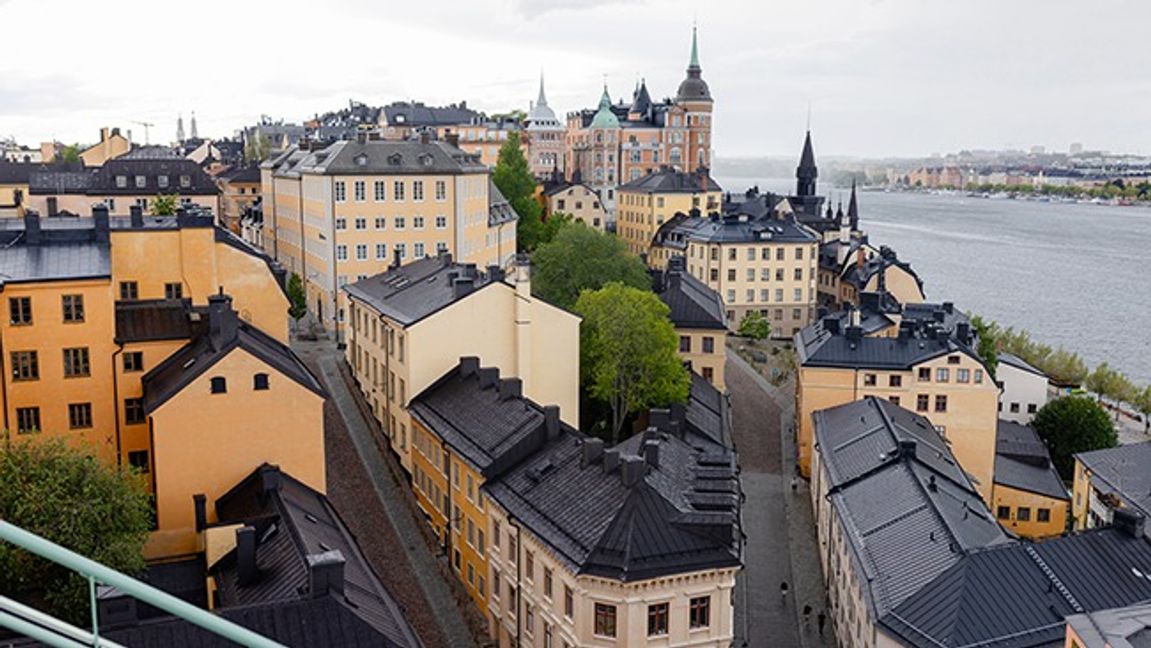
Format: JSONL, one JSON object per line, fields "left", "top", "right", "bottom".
{"left": 676, "top": 26, "right": 713, "bottom": 172}
{"left": 176, "top": 114, "right": 185, "bottom": 143}
{"left": 847, "top": 181, "right": 860, "bottom": 231}
{"left": 796, "top": 130, "right": 817, "bottom": 197}
{"left": 190, "top": 111, "right": 199, "bottom": 140}
{"left": 525, "top": 72, "right": 565, "bottom": 179}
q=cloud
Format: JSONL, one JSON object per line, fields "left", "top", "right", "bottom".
{"left": 513, "top": 0, "right": 643, "bottom": 19}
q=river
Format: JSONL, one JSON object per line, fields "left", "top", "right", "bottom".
{"left": 716, "top": 176, "right": 1151, "bottom": 386}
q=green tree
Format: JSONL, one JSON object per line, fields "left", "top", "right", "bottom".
{"left": 152, "top": 193, "right": 179, "bottom": 216}
{"left": 55, "top": 144, "right": 83, "bottom": 165}
{"left": 492, "top": 132, "right": 544, "bottom": 251}
{"left": 287, "top": 273, "right": 308, "bottom": 323}
{"left": 969, "top": 314, "right": 1000, "bottom": 378}
{"left": 538, "top": 212, "right": 573, "bottom": 247}
{"left": 576, "top": 283, "right": 690, "bottom": 443}
{"left": 737, "top": 311, "right": 771, "bottom": 340}
{"left": 531, "top": 222, "right": 651, "bottom": 310}
{"left": 0, "top": 436, "right": 152, "bottom": 625}
{"left": 1085, "top": 363, "right": 1123, "bottom": 403}
{"left": 1133, "top": 386, "right": 1151, "bottom": 434}
{"left": 244, "top": 130, "right": 272, "bottom": 163}
{"left": 1032, "top": 396, "right": 1118, "bottom": 478}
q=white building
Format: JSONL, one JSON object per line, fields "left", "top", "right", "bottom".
{"left": 997, "top": 353, "right": 1050, "bottom": 424}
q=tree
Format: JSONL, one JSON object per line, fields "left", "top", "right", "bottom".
{"left": 1134, "top": 386, "right": 1151, "bottom": 434}
{"left": 1032, "top": 396, "right": 1117, "bottom": 478}
{"left": 531, "top": 222, "right": 651, "bottom": 310}
{"left": 0, "top": 436, "right": 152, "bottom": 625}
{"left": 538, "top": 212, "right": 573, "bottom": 248}
{"left": 244, "top": 129, "right": 272, "bottom": 163}
{"left": 55, "top": 144, "right": 83, "bottom": 165}
{"left": 576, "top": 283, "right": 690, "bottom": 443}
{"left": 737, "top": 311, "right": 771, "bottom": 340}
{"left": 287, "top": 273, "right": 308, "bottom": 323}
{"left": 492, "top": 132, "right": 545, "bottom": 251}
{"left": 152, "top": 193, "right": 179, "bottom": 216}
{"left": 969, "top": 314, "right": 999, "bottom": 378}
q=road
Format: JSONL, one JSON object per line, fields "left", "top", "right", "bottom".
{"left": 728, "top": 349, "right": 835, "bottom": 648}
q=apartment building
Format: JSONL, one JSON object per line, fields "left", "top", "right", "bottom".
{"left": 262, "top": 135, "right": 517, "bottom": 339}
{"left": 997, "top": 352, "right": 1050, "bottom": 423}
{"left": 617, "top": 167, "right": 721, "bottom": 256}
{"left": 654, "top": 256, "right": 728, "bottom": 389}
{"left": 216, "top": 165, "right": 261, "bottom": 232}
{"left": 1073, "top": 441, "right": 1151, "bottom": 540}
{"left": 343, "top": 255, "right": 579, "bottom": 474}
{"left": 27, "top": 156, "right": 221, "bottom": 218}
{"left": 540, "top": 170, "right": 608, "bottom": 231}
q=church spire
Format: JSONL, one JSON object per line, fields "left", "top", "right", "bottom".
{"left": 796, "top": 130, "right": 818, "bottom": 197}
{"left": 176, "top": 113, "right": 185, "bottom": 142}
{"left": 689, "top": 24, "right": 700, "bottom": 69}
{"left": 847, "top": 180, "right": 860, "bottom": 230}
{"left": 676, "top": 26, "right": 711, "bottom": 102}
{"left": 190, "top": 111, "right": 199, "bottom": 140}
{"left": 537, "top": 71, "right": 548, "bottom": 107}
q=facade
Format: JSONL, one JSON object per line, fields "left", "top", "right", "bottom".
{"left": 524, "top": 75, "right": 565, "bottom": 179}
{"left": 0, "top": 160, "right": 38, "bottom": 211}
{"left": 1073, "top": 441, "right": 1151, "bottom": 539}
{"left": 540, "top": 171, "right": 608, "bottom": 231}
{"left": 343, "top": 255, "right": 579, "bottom": 474}
{"left": 992, "top": 419, "right": 1070, "bottom": 539}
{"left": 27, "top": 156, "right": 221, "bottom": 217}
{"left": 795, "top": 309, "right": 999, "bottom": 499}
{"left": 997, "top": 352, "right": 1050, "bottom": 423}
{"left": 566, "top": 28, "right": 713, "bottom": 218}
{"left": 216, "top": 165, "right": 261, "bottom": 232}
{"left": 617, "top": 167, "right": 722, "bottom": 256}
{"left": 1064, "top": 602, "right": 1151, "bottom": 648}
{"left": 652, "top": 195, "right": 820, "bottom": 336}
{"left": 0, "top": 206, "right": 323, "bottom": 559}
{"left": 79, "top": 127, "right": 132, "bottom": 167}
{"left": 654, "top": 256, "right": 728, "bottom": 389}
{"left": 262, "top": 136, "right": 517, "bottom": 339}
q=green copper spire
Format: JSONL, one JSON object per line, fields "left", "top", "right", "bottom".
{"left": 590, "top": 84, "right": 619, "bottom": 128}
{"left": 689, "top": 25, "right": 700, "bottom": 69}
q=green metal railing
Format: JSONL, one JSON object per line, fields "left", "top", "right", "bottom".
{"left": 0, "top": 520, "right": 286, "bottom": 648}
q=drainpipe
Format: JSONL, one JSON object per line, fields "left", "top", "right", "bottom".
{"left": 509, "top": 515, "right": 523, "bottom": 648}
{"left": 0, "top": 318, "right": 10, "bottom": 438}
{"left": 111, "top": 343, "right": 124, "bottom": 465}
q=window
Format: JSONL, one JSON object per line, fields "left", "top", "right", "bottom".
{"left": 679, "top": 336, "right": 691, "bottom": 353}
{"left": 9, "top": 297, "right": 31, "bottom": 325}
{"left": 916, "top": 394, "right": 929, "bottom": 412}
{"left": 492, "top": 570, "right": 501, "bottom": 599}
{"left": 776, "top": 247, "right": 785, "bottom": 261}
{"left": 594, "top": 603, "right": 617, "bottom": 638}
{"left": 116, "top": 175, "right": 127, "bottom": 188}
{"left": 727, "top": 269, "right": 736, "bottom": 282}
{"left": 710, "top": 269, "right": 718, "bottom": 282}
{"left": 794, "top": 268, "right": 803, "bottom": 281}
{"left": 164, "top": 282, "right": 183, "bottom": 300}
{"left": 413, "top": 180, "right": 424, "bottom": 201}
{"left": 395, "top": 216, "right": 406, "bottom": 230}
{"left": 1017, "top": 507, "right": 1031, "bottom": 522}
{"left": 120, "top": 281, "right": 138, "bottom": 301}
{"left": 936, "top": 368, "right": 950, "bottom": 382}
{"left": 478, "top": 529, "right": 485, "bottom": 554}
{"left": 413, "top": 242, "right": 425, "bottom": 258}
{"left": 564, "top": 585, "right": 574, "bottom": 618}
{"left": 128, "top": 450, "right": 149, "bottom": 473}
{"left": 413, "top": 216, "right": 425, "bottom": 229}
{"left": 1037, "top": 508, "right": 1050, "bottom": 522}
{"left": 543, "top": 567, "right": 553, "bottom": 599}
{"left": 63, "top": 347, "right": 90, "bottom": 377}
{"left": 436, "top": 242, "right": 448, "bottom": 254}
{"left": 726, "top": 290, "right": 735, "bottom": 303}
{"left": 775, "top": 289, "right": 784, "bottom": 302}
{"left": 334, "top": 181, "right": 347, "bottom": 202}
{"left": 1010, "top": 402, "right": 1020, "bottom": 413}
{"left": 62, "top": 295, "right": 84, "bottom": 323}
{"left": 974, "top": 369, "right": 984, "bottom": 384}
{"left": 997, "top": 505, "right": 1011, "bottom": 520}
{"left": 254, "top": 373, "right": 269, "bottom": 390}
{"left": 746, "top": 269, "right": 755, "bottom": 282}
{"left": 647, "top": 602, "right": 669, "bottom": 636}
{"left": 544, "top": 622, "right": 553, "bottom": 648}
{"left": 918, "top": 367, "right": 931, "bottom": 382}
{"left": 703, "top": 366, "right": 714, "bottom": 383}
{"left": 864, "top": 373, "right": 877, "bottom": 386}
{"left": 889, "top": 375, "right": 903, "bottom": 387}
{"left": 336, "top": 245, "right": 348, "bottom": 261}
{"left": 376, "top": 243, "right": 388, "bottom": 260}
{"left": 374, "top": 217, "right": 387, "bottom": 230}
{"left": 957, "top": 368, "right": 970, "bottom": 383}
{"left": 395, "top": 243, "right": 406, "bottom": 260}
{"left": 393, "top": 181, "right": 405, "bottom": 201}
{"left": 179, "top": 175, "right": 190, "bottom": 188}
{"left": 210, "top": 376, "right": 227, "bottom": 394}
{"left": 68, "top": 403, "right": 93, "bottom": 429}
{"left": 493, "top": 520, "right": 501, "bottom": 549}
{"left": 435, "top": 215, "right": 447, "bottom": 229}
{"left": 690, "top": 596, "right": 711, "bottom": 629}
{"left": 948, "top": 355, "right": 961, "bottom": 365}
{"left": 356, "top": 244, "right": 368, "bottom": 260}
{"left": 1028, "top": 403, "right": 1038, "bottom": 414}
{"left": 135, "top": 175, "right": 146, "bottom": 189}
{"left": 123, "top": 352, "right": 144, "bottom": 372}
{"left": 355, "top": 217, "right": 367, "bottom": 230}
{"left": 935, "top": 394, "right": 948, "bottom": 413}
{"left": 124, "top": 398, "right": 145, "bottom": 425}
{"left": 525, "top": 551, "right": 535, "bottom": 581}
{"left": 353, "top": 180, "right": 365, "bottom": 201}
{"left": 525, "top": 606, "right": 534, "bottom": 634}
{"left": 335, "top": 217, "right": 347, "bottom": 230}
{"left": 374, "top": 180, "right": 386, "bottom": 201}
{"left": 435, "top": 180, "right": 446, "bottom": 201}
{"left": 889, "top": 396, "right": 901, "bottom": 406}
{"left": 746, "top": 289, "right": 754, "bottom": 302}
{"left": 16, "top": 407, "right": 40, "bottom": 434}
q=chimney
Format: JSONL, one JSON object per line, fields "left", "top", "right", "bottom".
{"left": 602, "top": 448, "right": 620, "bottom": 474}
{"left": 543, "top": 405, "right": 560, "bottom": 440}
{"left": 899, "top": 439, "right": 917, "bottom": 461}
{"left": 96, "top": 586, "right": 138, "bottom": 629}
{"left": 649, "top": 409, "right": 670, "bottom": 432}
{"left": 933, "top": 309, "right": 946, "bottom": 323}
{"left": 453, "top": 276, "right": 476, "bottom": 299}
{"left": 642, "top": 438, "right": 660, "bottom": 469}
{"left": 498, "top": 377, "right": 522, "bottom": 401}
{"left": 1113, "top": 509, "right": 1146, "bottom": 539}
{"left": 850, "top": 307, "right": 862, "bottom": 328}
{"left": 419, "top": 130, "right": 431, "bottom": 145}
{"left": 100, "top": 127, "right": 110, "bottom": 142}
{"left": 23, "top": 209, "right": 42, "bottom": 245}
{"left": 129, "top": 203, "right": 144, "bottom": 228}
{"left": 956, "top": 322, "right": 971, "bottom": 344}
{"left": 478, "top": 366, "right": 499, "bottom": 389}
{"left": 446, "top": 132, "right": 460, "bottom": 148}
{"left": 621, "top": 455, "right": 646, "bottom": 488}
{"left": 92, "top": 203, "right": 110, "bottom": 243}
{"left": 459, "top": 356, "right": 480, "bottom": 377}
{"left": 356, "top": 131, "right": 367, "bottom": 145}
{"left": 236, "top": 526, "right": 258, "bottom": 587}
{"left": 898, "top": 320, "right": 916, "bottom": 339}
{"left": 942, "top": 301, "right": 954, "bottom": 314}
{"left": 193, "top": 494, "right": 207, "bottom": 532}
{"left": 845, "top": 325, "right": 863, "bottom": 342}
{"left": 260, "top": 464, "right": 281, "bottom": 497}
{"left": 581, "top": 438, "right": 604, "bottom": 467}
{"left": 927, "top": 475, "right": 938, "bottom": 492}
{"left": 487, "top": 264, "right": 506, "bottom": 282}
{"left": 392, "top": 248, "right": 402, "bottom": 269}
{"left": 307, "top": 550, "right": 346, "bottom": 598}
{"left": 822, "top": 316, "right": 840, "bottom": 336}
{"left": 877, "top": 263, "right": 887, "bottom": 294}
{"left": 207, "top": 292, "right": 239, "bottom": 348}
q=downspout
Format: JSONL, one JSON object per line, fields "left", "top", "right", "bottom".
{"left": 111, "top": 342, "right": 124, "bottom": 465}
{"left": 0, "top": 316, "right": 10, "bottom": 437}
{"left": 509, "top": 515, "right": 523, "bottom": 648}
{"left": 330, "top": 182, "right": 340, "bottom": 345}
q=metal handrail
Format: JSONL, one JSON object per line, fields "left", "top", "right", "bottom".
{"left": 0, "top": 520, "right": 286, "bottom": 647}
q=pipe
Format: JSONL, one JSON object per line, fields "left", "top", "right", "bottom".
{"left": 0, "top": 595, "right": 127, "bottom": 648}
{"left": 110, "top": 343, "right": 123, "bottom": 466}
{"left": 0, "top": 608, "right": 93, "bottom": 648}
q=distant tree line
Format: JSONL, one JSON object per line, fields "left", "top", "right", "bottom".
{"left": 965, "top": 181, "right": 1151, "bottom": 201}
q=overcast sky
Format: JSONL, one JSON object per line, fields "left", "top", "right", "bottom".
{"left": 2, "top": 0, "right": 1148, "bottom": 159}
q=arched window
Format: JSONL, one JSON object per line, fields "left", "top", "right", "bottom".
{"left": 253, "top": 373, "right": 270, "bottom": 390}
{"left": 210, "top": 376, "right": 227, "bottom": 394}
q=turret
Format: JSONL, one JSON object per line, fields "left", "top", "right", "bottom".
{"left": 676, "top": 26, "right": 712, "bottom": 103}
{"left": 847, "top": 181, "right": 860, "bottom": 231}
{"left": 796, "top": 130, "right": 817, "bottom": 197}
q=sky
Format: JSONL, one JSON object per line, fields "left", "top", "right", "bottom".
{"left": 1, "top": 0, "right": 1149, "bottom": 159}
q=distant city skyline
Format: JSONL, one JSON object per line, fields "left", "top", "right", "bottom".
{"left": 1, "top": 0, "right": 1148, "bottom": 158}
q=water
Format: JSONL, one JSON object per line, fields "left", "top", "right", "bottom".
{"left": 717, "top": 176, "right": 1151, "bottom": 386}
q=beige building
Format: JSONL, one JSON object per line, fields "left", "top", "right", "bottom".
{"left": 540, "top": 171, "right": 608, "bottom": 231}
{"left": 27, "top": 156, "right": 222, "bottom": 218}
{"left": 652, "top": 195, "right": 821, "bottom": 337}
{"left": 216, "top": 165, "right": 261, "bottom": 232}
{"left": 617, "top": 167, "right": 721, "bottom": 256}
{"left": 343, "top": 255, "right": 579, "bottom": 474}
{"left": 1072, "top": 441, "right": 1151, "bottom": 539}
{"left": 78, "top": 127, "right": 132, "bottom": 166}
{"left": 655, "top": 257, "right": 728, "bottom": 390}
{"left": 261, "top": 135, "right": 517, "bottom": 340}
{"left": 524, "top": 75, "right": 565, "bottom": 179}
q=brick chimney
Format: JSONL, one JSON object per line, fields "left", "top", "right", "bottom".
{"left": 207, "top": 291, "right": 239, "bottom": 349}
{"left": 23, "top": 209, "right": 42, "bottom": 245}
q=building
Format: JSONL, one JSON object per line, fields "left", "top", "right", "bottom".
{"left": 653, "top": 256, "right": 728, "bottom": 389}
{"left": 540, "top": 170, "right": 607, "bottom": 231}
{"left": 28, "top": 156, "right": 221, "bottom": 217}
{"left": 998, "top": 352, "right": 1050, "bottom": 423}
{"left": 261, "top": 135, "right": 518, "bottom": 339}
{"left": 993, "top": 419, "right": 1070, "bottom": 539}
{"left": 616, "top": 166, "right": 722, "bottom": 256}
{"left": 651, "top": 195, "right": 820, "bottom": 335}
{"left": 79, "top": 127, "right": 132, "bottom": 167}
{"left": 0, "top": 206, "right": 324, "bottom": 559}
{"left": 810, "top": 397, "right": 1009, "bottom": 648}
{"left": 795, "top": 309, "right": 998, "bottom": 499}
{"left": 819, "top": 242, "right": 925, "bottom": 310}
{"left": 91, "top": 464, "right": 423, "bottom": 647}
{"left": 1064, "top": 602, "right": 1151, "bottom": 648}
{"left": 380, "top": 101, "right": 481, "bottom": 141}
{"left": 216, "top": 165, "right": 261, "bottom": 232}
{"left": 565, "top": 28, "right": 713, "bottom": 218}
{"left": 1073, "top": 442, "right": 1151, "bottom": 539}
{"left": 343, "top": 255, "right": 579, "bottom": 473}
{"left": 524, "top": 75, "right": 565, "bottom": 179}
{"left": 0, "top": 160, "right": 38, "bottom": 212}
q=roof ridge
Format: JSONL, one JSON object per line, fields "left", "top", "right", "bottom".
{"left": 1023, "top": 545, "right": 1085, "bottom": 613}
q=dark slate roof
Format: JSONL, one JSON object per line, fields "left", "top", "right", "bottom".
{"left": 485, "top": 428, "right": 742, "bottom": 582}
{"left": 408, "top": 361, "right": 555, "bottom": 479}
{"left": 141, "top": 296, "right": 325, "bottom": 413}
{"left": 0, "top": 240, "right": 110, "bottom": 285}
{"left": 814, "top": 398, "right": 1010, "bottom": 618}
{"left": 999, "top": 352, "right": 1048, "bottom": 377}
{"left": 654, "top": 210, "right": 818, "bottom": 249}
{"left": 653, "top": 261, "right": 726, "bottom": 330}
{"left": 842, "top": 246, "right": 924, "bottom": 296}
{"left": 279, "top": 139, "right": 486, "bottom": 176}
{"left": 382, "top": 101, "right": 480, "bottom": 127}
{"left": 343, "top": 255, "right": 498, "bottom": 326}
{"left": 115, "top": 299, "right": 198, "bottom": 343}
{"left": 619, "top": 167, "right": 721, "bottom": 193}
{"left": 683, "top": 372, "right": 732, "bottom": 450}
{"left": 488, "top": 180, "right": 518, "bottom": 226}
{"left": 797, "top": 320, "right": 979, "bottom": 370}
{"left": 882, "top": 528, "right": 1151, "bottom": 648}
{"left": 219, "top": 165, "right": 262, "bottom": 184}
{"left": 0, "top": 160, "right": 47, "bottom": 184}
{"left": 994, "top": 420, "right": 1068, "bottom": 500}
{"left": 30, "top": 158, "right": 219, "bottom": 196}
{"left": 1075, "top": 442, "right": 1151, "bottom": 530}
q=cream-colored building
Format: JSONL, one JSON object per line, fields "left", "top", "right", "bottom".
{"left": 343, "top": 255, "right": 578, "bottom": 474}
{"left": 27, "top": 156, "right": 222, "bottom": 218}
{"left": 262, "top": 135, "right": 517, "bottom": 340}
{"left": 79, "top": 127, "right": 131, "bottom": 166}
{"left": 524, "top": 75, "right": 565, "bottom": 179}
{"left": 540, "top": 173, "right": 608, "bottom": 231}
{"left": 655, "top": 257, "right": 728, "bottom": 390}
{"left": 617, "top": 167, "right": 721, "bottom": 256}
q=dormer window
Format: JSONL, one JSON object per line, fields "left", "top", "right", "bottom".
{"left": 179, "top": 175, "right": 191, "bottom": 188}
{"left": 388, "top": 153, "right": 402, "bottom": 166}
{"left": 354, "top": 153, "right": 368, "bottom": 167}
{"left": 420, "top": 154, "right": 433, "bottom": 167}
{"left": 116, "top": 175, "right": 127, "bottom": 188}
{"left": 157, "top": 175, "right": 169, "bottom": 189}
{"left": 135, "top": 175, "right": 146, "bottom": 188}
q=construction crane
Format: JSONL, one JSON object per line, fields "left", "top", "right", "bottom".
{"left": 131, "top": 120, "right": 155, "bottom": 144}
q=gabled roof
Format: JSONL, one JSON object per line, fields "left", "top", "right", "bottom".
{"left": 994, "top": 419, "right": 1068, "bottom": 500}
{"left": 281, "top": 139, "right": 486, "bottom": 176}
{"left": 999, "top": 352, "right": 1048, "bottom": 378}
{"left": 653, "top": 261, "right": 726, "bottom": 330}
{"left": 32, "top": 157, "right": 221, "bottom": 196}
{"left": 796, "top": 321, "right": 978, "bottom": 370}
{"left": 488, "top": 180, "right": 518, "bottom": 227}
{"left": 655, "top": 210, "right": 818, "bottom": 248}
{"left": 343, "top": 255, "right": 500, "bottom": 327}
{"left": 382, "top": 101, "right": 479, "bottom": 128}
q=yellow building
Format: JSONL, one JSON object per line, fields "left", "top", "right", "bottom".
{"left": 343, "top": 255, "right": 579, "bottom": 474}
{"left": 1072, "top": 441, "right": 1151, "bottom": 538}
{"left": 818, "top": 238, "right": 925, "bottom": 309}
{"left": 540, "top": 171, "right": 607, "bottom": 231}
{"left": 796, "top": 311, "right": 999, "bottom": 500}
{"left": 79, "top": 127, "right": 131, "bottom": 167}
{"left": 1065, "top": 602, "right": 1151, "bottom": 648}
{"left": 617, "top": 167, "right": 721, "bottom": 256}
{"left": 262, "top": 135, "right": 517, "bottom": 341}
{"left": 655, "top": 257, "right": 728, "bottom": 390}
{"left": 992, "top": 419, "right": 1070, "bottom": 539}
{"left": 0, "top": 160, "right": 35, "bottom": 213}
{"left": 0, "top": 205, "right": 324, "bottom": 560}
